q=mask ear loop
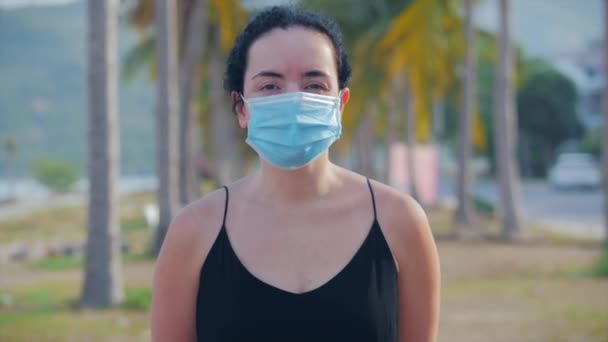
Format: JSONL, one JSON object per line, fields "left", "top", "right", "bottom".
{"left": 233, "top": 93, "right": 248, "bottom": 116}
{"left": 334, "top": 90, "right": 344, "bottom": 138}
{"left": 231, "top": 93, "right": 247, "bottom": 115}
{"left": 337, "top": 89, "right": 344, "bottom": 121}
{"left": 239, "top": 93, "right": 248, "bottom": 105}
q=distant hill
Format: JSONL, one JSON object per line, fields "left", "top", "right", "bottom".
{"left": 0, "top": 0, "right": 156, "bottom": 177}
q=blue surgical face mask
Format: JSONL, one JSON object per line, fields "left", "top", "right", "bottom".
{"left": 241, "top": 91, "right": 343, "bottom": 170}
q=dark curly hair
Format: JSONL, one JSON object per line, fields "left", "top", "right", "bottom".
{"left": 224, "top": 6, "right": 352, "bottom": 98}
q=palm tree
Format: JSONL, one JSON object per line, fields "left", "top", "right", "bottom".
{"left": 378, "top": 0, "right": 464, "bottom": 203}
{"left": 125, "top": 0, "right": 246, "bottom": 192}
{"left": 305, "top": 1, "right": 462, "bottom": 195}
{"left": 384, "top": 75, "right": 401, "bottom": 183}
{"left": 602, "top": 0, "right": 608, "bottom": 249}
{"left": 493, "top": 0, "right": 522, "bottom": 239}
{"left": 179, "top": 0, "right": 208, "bottom": 205}
{"left": 355, "top": 103, "right": 377, "bottom": 178}
{"left": 455, "top": 0, "right": 476, "bottom": 228}
{"left": 80, "top": 0, "right": 124, "bottom": 308}
{"left": 380, "top": 0, "right": 463, "bottom": 142}
{"left": 403, "top": 74, "right": 419, "bottom": 200}
{"left": 209, "top": 25, "right": 238, "bottom": 185}
{"left": 153, "top": 0, "right": 181, "bottom": 256}
{"left": 302, "top": 0, "right": 413, "bottom": 168}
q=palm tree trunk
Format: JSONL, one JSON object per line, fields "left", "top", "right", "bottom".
{"left": 81, "top": 0, "right": 124, "bottom": 308}
{"left": 494, "top": 0, "right": 522, "bottom": 239}
{"left": 209, "top": 26, "right": 237, "bottom": 185}
{"left": 357, "top": 103, "right": 376, "bottom": 178}
{"left": 153, "top": 0, "right": 181, "bottom": 256}
{"left": 404, "top": 76, "right": 419, "bottom": 201}
{"left": 384, "top": 76, "right": 400, "bottom": 183}
{"left": 179, "top": 0, "right": 208, "bottom": 205}
{"left": 455, "top": 0, "right": 475, "bottom": 227}
{"left": 432, "top": 100, "right": 445, "bottom": 141}
{"left": 352, "top": 127, "right": 364, "bottom": 174}
{"left": 602, "top": 0, "right": 608, "bottom": 249}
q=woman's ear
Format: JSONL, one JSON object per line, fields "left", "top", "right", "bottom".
{"left": 339, "top": 88, "right": 350, "bottom": 112}
{"left": 232, "top": 91, "right": 249, "bottom": 128}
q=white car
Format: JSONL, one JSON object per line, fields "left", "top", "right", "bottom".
{"left": 548, "top": 153, "right": 601, "bottom": 190}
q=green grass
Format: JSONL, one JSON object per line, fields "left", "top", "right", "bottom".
{"left": 1, "top": 282, "right": 151, "bottom": 313}
{"left": 0, "top": 191, "right": 155, "bottom": 244}
{"left": 2, "top": 244, "right": 607, "bottom": 342}
{"left": 2, "top": 198, "right": 606, "bottom": 341}
{"left": 122, "top": 288, "right": 152, "bottom": 311}
{"left": 0, "top": 282, "right": 150, "bottom": 341}
{"left": 30, "top": 255, "right": 83, "bottom": 271}
{"left": 565, "top": 307, "right": 608, "bottom": 322}
{"left": 30, "top": 251, "right": 154, "bottom": 271}
{"left": 0, "top": 283, "right": 76, "bottom": 315}
{"left": 555, "top": 251, "right": 608, "bottom": 279}
{"left": 0, "top": 205, "right": 86, "bottom": 244}
{"left": 122, "top": 216, "right": 148, "bottom": 233}
{"left": 441, "top": 268, "right": 608, "bottom": 341}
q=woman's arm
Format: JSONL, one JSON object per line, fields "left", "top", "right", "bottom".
{"left": 381, "top": 190, "right": 441, "bottom": 342}
{"left": 150, "top": 194, "right": 222, "bottom": 342}
{"left": 398, "top": 197, "right": 440, "bottom": 342}
{"left": 151, "top": 207, "right": 201, "bottom": 341}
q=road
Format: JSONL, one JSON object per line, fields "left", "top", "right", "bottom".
{"left": 439, "top": 179, "right": 605, "bottom": 240}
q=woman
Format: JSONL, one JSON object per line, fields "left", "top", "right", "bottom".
{"left": 151, "top": 6, "right": 440, "bottom": 342}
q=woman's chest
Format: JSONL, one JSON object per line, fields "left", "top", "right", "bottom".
{"left": 224, "top": 202, "right": 375, "bottom": 295}
{"left": 197, "top": 248, "right": 399, "bottom": 342}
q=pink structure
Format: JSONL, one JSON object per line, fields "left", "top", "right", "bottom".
{"left": 389, "top": 143, "right": 439, "bottom": 206}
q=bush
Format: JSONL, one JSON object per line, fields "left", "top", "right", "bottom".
{"left": 31, "top": 157, "right": 78, "bottom": 193}
{"left": 592, "top": 250, "right": 608, "bottom": 278}
{"left": 122, "top": 287, "right": 151, "bottom": 311}
{"left": 473, "top": 195, "right": 495, "bottom": 215}
{"left": 580, "top": 128, "right": 601, "bottom": 159}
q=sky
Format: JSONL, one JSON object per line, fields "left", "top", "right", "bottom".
{"left": 0, "top": 0, "right": 76, "bottom": 8}
{"left": 0, "top": 0, "right": 603, "bottom": 58}
{"left": 476, "top": 0, "right": 602, "bottom": 57}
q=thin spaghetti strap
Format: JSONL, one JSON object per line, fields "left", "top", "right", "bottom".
{"left": 222, "top": 186, "right": 229, "bottom": 227}
{"left": 366, "top": 178, "right": 378, "bottom": 221}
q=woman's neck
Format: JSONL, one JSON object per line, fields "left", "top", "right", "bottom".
{"left": 252, "top": 155, "right": 339, "bottom": 205}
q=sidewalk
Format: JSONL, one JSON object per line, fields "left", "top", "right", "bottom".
{"left": 529, "top": 218, "right": 605, "bottom": 240}
{"left": 440, "top": 194, "right": 605, "bottom": 241}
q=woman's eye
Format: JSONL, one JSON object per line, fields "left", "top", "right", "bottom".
{"left": 305, "top": 83, "right": 326, "bottom": 91}
{"left": 261, "top": 84, "right": 279, "bottom": 91}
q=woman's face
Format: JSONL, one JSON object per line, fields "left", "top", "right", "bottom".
{"left": 233, "top": 26, "right": 350, "bottom": 128}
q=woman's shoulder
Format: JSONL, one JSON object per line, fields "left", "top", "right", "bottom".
{"left": 367, "top": 178, "right": 427, "bottom": 227}
{"left": 175, "top": 187, "right": 226, "bottom": 231}
{"left": 366, "top": 178, "right": 434, "bottom": 270}
{"left": 159, "top": 186, "right": 229, "bottom": 262}
{"left": 338, "top": 168, "right": 429, "bottom": 241}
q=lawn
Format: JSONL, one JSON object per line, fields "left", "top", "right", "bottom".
{"left": 1, "top": 194, "right": 607, "bottom": 342}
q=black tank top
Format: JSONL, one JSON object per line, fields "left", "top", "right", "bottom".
{"left": 196, "top": 178, "right": 398, "bottom": 341}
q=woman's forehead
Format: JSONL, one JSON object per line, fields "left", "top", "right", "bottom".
{"left": 245, "top": 27, "right": 338, "bottom": 78}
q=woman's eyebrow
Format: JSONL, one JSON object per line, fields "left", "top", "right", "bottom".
{"left": 302, "top": 70, "right": 330, "bottom": 78}
{"left": 252, "top": 70, "right": 283, "bottom": 79}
